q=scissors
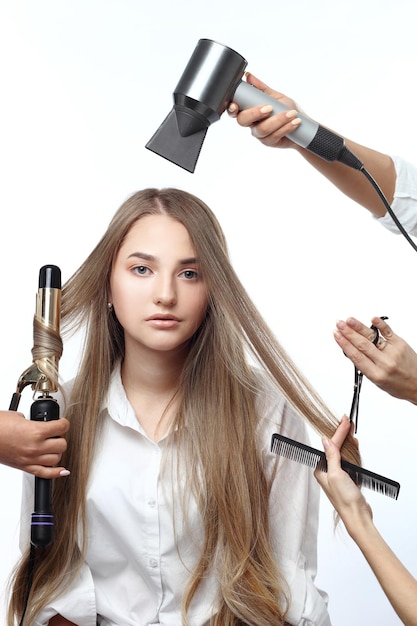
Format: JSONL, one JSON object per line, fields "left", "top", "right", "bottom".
{"left": 348, "top": 316, "right": 388, "bottom": 433}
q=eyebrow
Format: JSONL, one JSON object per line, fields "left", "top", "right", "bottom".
{"left": 127, "top": 252, "right": 199, "bottom": 265}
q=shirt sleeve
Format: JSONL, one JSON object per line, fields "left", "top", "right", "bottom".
{"left": 256, "top": 378, "right": 331, "bottom": 626}
{"left": 377, "top": 155, "right": 417, "bottom": 236}
{"left": 20, "top": 473, "right": 97, "bottom": 626}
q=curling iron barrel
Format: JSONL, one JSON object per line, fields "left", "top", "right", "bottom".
{"left": 146, "top": 38, "right": 363, "bottom": 173}
{"left": 34, "top": 264, "right": 61, "bottom": 394}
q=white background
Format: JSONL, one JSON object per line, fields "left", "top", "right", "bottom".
{"left": 0, "top": 1, "right": 416, "bottom": 624}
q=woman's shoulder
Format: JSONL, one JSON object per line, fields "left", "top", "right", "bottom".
{"left": 252, "top": 367, "right": 309, "bottom": 443}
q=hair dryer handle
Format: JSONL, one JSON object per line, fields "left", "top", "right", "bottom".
{"left": 233, "top": 80, "right": 320, "bottom": 148}
{"left": 232, "top": 80, "right": 362, "bottom": 169}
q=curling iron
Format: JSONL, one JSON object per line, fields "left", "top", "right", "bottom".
{"left": 10, "top": 264, "right": 62, "bottom": 548}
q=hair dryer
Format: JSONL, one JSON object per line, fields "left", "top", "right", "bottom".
{"left": 146, "top": 38, "right": 363, "bottom": 173}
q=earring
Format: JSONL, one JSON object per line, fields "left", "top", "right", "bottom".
{"left": 107, "top": 302, "right": 113, "bottom": 311}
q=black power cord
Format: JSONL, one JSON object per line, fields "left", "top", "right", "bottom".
{"left": 361, "top": 166, "right": 417, "bottom": 253}
{"left": 326, "top": 138, "right": 417, "bottom": 253}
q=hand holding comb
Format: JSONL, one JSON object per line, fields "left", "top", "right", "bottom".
{"left": 271, "top": 433, "right": 400, "bottom": 500}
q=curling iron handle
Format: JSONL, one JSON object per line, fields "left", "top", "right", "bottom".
{"left": 30, "top": 396, "right": 59, "bottom": 548}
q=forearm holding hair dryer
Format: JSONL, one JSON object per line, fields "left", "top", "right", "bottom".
{"left": 146, "top": 38, "right": 363, "bottom": 173}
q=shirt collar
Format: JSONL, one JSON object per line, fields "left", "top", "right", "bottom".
{"left": 101, "top": 362, "right": 142, "bottom": 432}
{"left": 101, "top": 363, "right": 174, "bottom": 443}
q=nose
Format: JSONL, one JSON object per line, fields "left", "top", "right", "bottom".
{"left": 153, "top": 273, "right": 176, "bottom": 306}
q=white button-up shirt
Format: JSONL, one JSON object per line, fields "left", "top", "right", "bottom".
{"left": 21, "top": 366, "right": 331, "bottom": 626}
{"left": 378, "top": 155, "right": 417, "bottom": 236}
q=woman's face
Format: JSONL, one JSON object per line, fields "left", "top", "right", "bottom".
{"left": 110, "top": 214, "right": 209, "bottom": 357}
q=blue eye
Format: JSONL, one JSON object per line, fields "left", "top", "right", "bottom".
{"left": 134, "top": 265, "right": 149, "bottom": 275}
{"left": 182, "top": 270, "right": 198, "bottom": 280}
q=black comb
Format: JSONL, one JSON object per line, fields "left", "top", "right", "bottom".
{"left": 271, "top": 434, "right": 400, "bottom": 500}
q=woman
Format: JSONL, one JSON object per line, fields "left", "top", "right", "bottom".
{"left": 9, "top": 188, "right": 359, "bottom": 625}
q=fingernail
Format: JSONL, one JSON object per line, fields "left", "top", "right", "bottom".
{"left": 260, "top": 105, "right": 273, "bottom": 114}
{"left": 336, "top": 320, "right": 346, "bottom": 330}
{"left": 285, "top": 109, "right": 297, "bottom": 119}
{"left": 346, "top": 317, "right": 358, "bottom": 327}
{"left": 59, "top": 469, "right": 71, "bottom": 477}
{"left": 322, "top": 437, "right": 330, "bottom": 450}
{"left": 228, "top": 103, "right": 237, "bottom": 113}
{"left": 290, "top": 117, "right": 302, "bottom": 126}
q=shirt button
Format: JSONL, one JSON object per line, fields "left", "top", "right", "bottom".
{"left": 147, "top": 498, "right": 156, "bottom": 507}
{"left": 149, "top": 558, "right": 158, "bottom": 568}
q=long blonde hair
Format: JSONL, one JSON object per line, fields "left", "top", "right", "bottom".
{"left": 9, "top": 188, "right": 360, "bottom": 625}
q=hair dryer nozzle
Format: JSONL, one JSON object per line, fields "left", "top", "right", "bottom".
{"left": 146, "top": 108, "right": 208, "bottom": 173}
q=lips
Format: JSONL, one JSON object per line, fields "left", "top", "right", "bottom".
{"left": 146, "top": 313, "right": 180, "bottom": 322}
{"left": 146, "top": 313, "right": 180, "bottom": 329}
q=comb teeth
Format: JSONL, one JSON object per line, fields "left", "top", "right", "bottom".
{"left": 271, "top": 434, "right": 400, "bottom": 500}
